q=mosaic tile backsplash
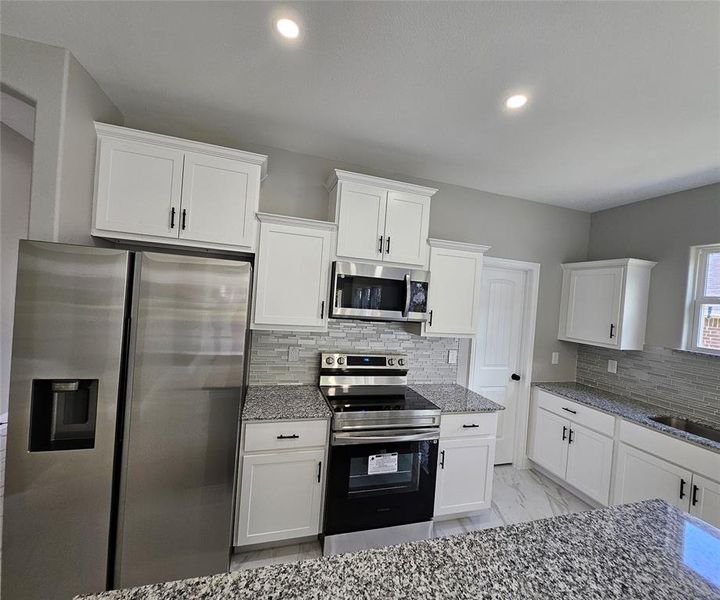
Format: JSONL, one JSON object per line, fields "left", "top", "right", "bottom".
{"left": 576, "top": 345, "right": 720, "bottom": 428}
{"left": 248, "top": 320, "right": 459, "bottom": 385}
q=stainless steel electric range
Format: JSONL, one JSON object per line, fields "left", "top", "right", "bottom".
{"left": 319, "top": 353, "right": 441, "bottom": 556}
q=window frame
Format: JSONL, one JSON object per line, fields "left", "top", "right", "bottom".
{"left": 688, "top": 244, "right": 720, "bottom": 354}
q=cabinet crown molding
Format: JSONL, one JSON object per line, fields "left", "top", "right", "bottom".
{"left": 561, "top": 258, "right": 657, "bottom": 271}
{"left": 94, "top": 122, "right": 269, "bottom": 179}
{"left": 256, "top": 212, "right": 337, "bottom": 231}
{"left": 325, "top": 169, "right": 438, "bottom": 197}
{"left": 428, "top": 238, "right": 491, "bottom": 254}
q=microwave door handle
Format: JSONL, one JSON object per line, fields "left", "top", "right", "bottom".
{"left": 403, "top": 273, "right": 411, "bottom": 317}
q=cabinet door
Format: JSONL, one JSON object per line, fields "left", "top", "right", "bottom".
{"left": 434, "top": 437, "right": 495, "bottom": 517}
{"left": 530, "top": 408, "right": 569, "bottom": 479}
{"left": 565, "top": 423, "right": 613, "bottom": 505}
{"left": 613, "top": 443, "right": 691, "bottom": 510}
{"left": 690, "top": 475, "right": 720, "bottom": 528}
{"left": 253, "top": 223, "right": 332, "bottom": 328}
{"left": 426, "top": 247, "right": 482, "bottom": 336}
{"left": 235, "top": 449, "right": 324, "bottom": 546}
{"left": 179, "top": 151, "right": 260, "bottom": 248}
{"left": 94, "top": 136, "right": 183, "bottom": 238}
{"left": 564, "top": 267, "right": 623, "bottom": 345}
{"left": 383, "top": 191, "right": 430, "bottom": 266}
{"left": 335, "top": 182, "right": 387, "bottom": 261}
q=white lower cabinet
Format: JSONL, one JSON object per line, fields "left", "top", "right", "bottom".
{"left": 529, "top": 396, "right": 613, "bottom": 505}
{"left": 434, "top": 413, "right": 497, "bottom": 518}
{"left": 689, "top": 474, "right": 720, "bottom": 527}
{"left": 613, "top": 443, "right": 691, "bottom": 510}
{"left": 235, "top": 420, "right": 328, "bottom": 547}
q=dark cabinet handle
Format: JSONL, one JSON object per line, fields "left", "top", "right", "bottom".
{"left": 511, "top": 373, "right": 521, "bottom": 381}
{"left": 181, "top": 209, "right": 187, "bottom": 230}
{"left": 568, "top": 428, "right": 574, "bottom": 444}
{"left": 386, "top": 236, "right": 391, "bottom": 254}
{"left": 439, "top": 450, "right": 445, "bottom": 469}
{"left": 680, "top": 478, "right": 687, "bottom": 499}
{"left": 428, "top": 310, "right": 433, "bottom": 327}
{"left": 562, "top": 407, "right": 577, "bottom": 415}
{"left": 320, "top": 300, "right": 325, "bottom": 319}
{"left": 317, "top": 461, "right": 322, "bottom": 483}
{"left": 378, "top": 236, "right": 384, "bottom": 254}
{"left": 170, "top": 207, "right": 176, "bottom": 229}
{"left": 277, "top": 434, "right": 299, "bottom": 440}
{"left": 562, "top": 426, "right": 568, "bottom": 441}
{"left": 462, "top": 424, "right": 479, "bottom": 429}
{"left": 692, "top": 484, "right": 699, "bottom": 506}
{"left": 609, "top": 323, "right": 615, "bottom": 339}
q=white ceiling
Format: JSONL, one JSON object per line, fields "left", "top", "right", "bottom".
{"left": 3, "top": 1, "right": 719, "bottom": 212}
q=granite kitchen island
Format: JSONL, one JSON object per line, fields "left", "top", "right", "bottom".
{"left": 79, "top": 499, "right": 719, "bottom": 599}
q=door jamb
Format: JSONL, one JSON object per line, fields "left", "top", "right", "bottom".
{"left": 467, "top": 257, "right": 540, "bottom": 469}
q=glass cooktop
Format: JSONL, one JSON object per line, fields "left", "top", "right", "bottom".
{"left": 320, "top": 385, "right": 440, "bottom": 413}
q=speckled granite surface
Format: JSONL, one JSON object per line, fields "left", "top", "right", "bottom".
{"left": 78, "top": 500, "right": 719, "bottom": 599}
{"left": 242, "top": 386, "right": 332, "bottom": 421}
{"left": 411, "top": 384, "right": 504, "bottom": 414}
{"left": 535, "top": 382, "right": 720, "bottom": 453}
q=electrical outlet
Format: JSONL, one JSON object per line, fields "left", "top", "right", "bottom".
{"left": 448, "top": 349, "right": 458, "bottom": 365}
{"left": 607, "top": 359, "right": 618, "bottom": 374}
{"left": 551, "top": 352, "right": 559, "bottom": 365}
{"left": 288, "top": 347, "right": 300, "bottom": 362}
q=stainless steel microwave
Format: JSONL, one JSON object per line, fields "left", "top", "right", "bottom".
{"left": 330, "top": 261, "right": 430, "bottom": 323}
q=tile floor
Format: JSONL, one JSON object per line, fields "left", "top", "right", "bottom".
{"left": 230, "top": 465, "right": 593, "bottom": 571}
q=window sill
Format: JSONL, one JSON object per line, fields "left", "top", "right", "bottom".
{"left": 673, "top": 347, "right": 720, "bottom": 359}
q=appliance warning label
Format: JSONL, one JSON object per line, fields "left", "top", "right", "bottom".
{"left": 368, "top": 453, "right": 398, "bottom": 475}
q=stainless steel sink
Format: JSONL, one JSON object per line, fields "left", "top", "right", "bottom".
{"left": 650, "top": 415, "right": 720, "bottom": 443}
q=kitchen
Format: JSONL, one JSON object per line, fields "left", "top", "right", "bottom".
{"left": 1, "top": 2, "right": 719, "bottom": 599}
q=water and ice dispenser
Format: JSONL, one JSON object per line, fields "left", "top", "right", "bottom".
{"left": 29, "top": 379, "right": 99, "bottom": 451}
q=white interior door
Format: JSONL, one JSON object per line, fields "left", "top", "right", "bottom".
{"left": 472, "top": 266, "right": 526, "bottom": 464}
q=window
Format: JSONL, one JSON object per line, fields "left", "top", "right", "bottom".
{"left": 689, "top": 245, "right": 720, "bottom": 353}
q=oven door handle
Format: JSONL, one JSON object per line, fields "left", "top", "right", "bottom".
{"left": 332, "top": 428, "right": 440, "bottom": 446}
{"left": 402, "top": 273, "right": 411, "bottom": 318}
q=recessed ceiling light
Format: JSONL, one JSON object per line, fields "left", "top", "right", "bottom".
{"left": 276, "top": 18, "right": 300, "bottom": 39}
{"left": 505, "top": 94, "right": 528, "bottom": 109}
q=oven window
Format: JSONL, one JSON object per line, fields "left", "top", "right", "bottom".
{"left": 335, "top": 275, "right": 404, "bottom": 311}
{"left": 347, "top": 442, "right": 431, "bottom": 499}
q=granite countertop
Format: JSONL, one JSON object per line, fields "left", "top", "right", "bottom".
{"left": 242, "top": 385, "right": 332, "bottom": 421}
{"left": 534, "top": 382, "right": 720, "bottom": 454}
{"left": 410, "top": 384, "right": 504, "bottom": 414}
{"left": 78, "top": 499, "right": 719, "bottom": 600}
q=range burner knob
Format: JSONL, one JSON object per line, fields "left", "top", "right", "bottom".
{"left": 337, "top": 356, "right": 345, "bottom": 365}
{"left": 325, "top": 357, "right": 335, "bottom": 365}
{"left": 398, "top": 358, "right": 406, "bottom": 366}
{"left": 387, "top": 358, "right": 395, "bottom": 366}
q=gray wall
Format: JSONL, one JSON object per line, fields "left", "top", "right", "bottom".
{"left": 0, "top": 124, "right": 33, "bottom": 416}
{"left": 0, "top": 34, "right": 123, "bottom": 245}
{"left": 588, "top": 183, "right": 720, "bottom": 348}
{"left": 125, "top": 117, "right": 592, "bottom": 383}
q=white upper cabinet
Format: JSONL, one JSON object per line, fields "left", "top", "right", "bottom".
{"left": 558, "top": 258, "right": 656, "bottom": 350}
{"left": 92, "top": 123, "right": 268, "bottom": 253}
{"left": 178, "top": 151, "right": 260, "bottom": 248}
{"left": 424, "top": 239, "right": 490, "bottom": 337}
{"left": 327, "top": 170, "right": 436, "bottom": 267}
{"left": 252, "top": 214, "right": 335, "bottom": 331}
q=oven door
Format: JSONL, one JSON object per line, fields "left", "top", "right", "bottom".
{"left": 324, "top": 429, "right": 439, "bottom": 536}
{"left": 330, "top": 261, "right": 430, "bottom": 322}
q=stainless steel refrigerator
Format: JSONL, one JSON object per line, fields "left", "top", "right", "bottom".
{"left": 2, "top": 241, "right": 252, "bottom": 600}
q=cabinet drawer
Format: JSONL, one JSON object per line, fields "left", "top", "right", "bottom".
{"left": 535, "top": 389, "right": 615, "bottom": 437}
{"left": 244, "top": 419, "right": 328, "bottom": 452}
{"left": 440, "top": 413, "right": 497, "bottom": 438}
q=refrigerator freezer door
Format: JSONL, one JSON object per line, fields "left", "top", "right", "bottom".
{"left": 114, "top": 252, "right": 251, "bottom": 589}
{"left": 2, "top": 241, "right": 131, "bottom": 600}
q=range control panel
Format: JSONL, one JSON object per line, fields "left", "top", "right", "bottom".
{"left": 320, "top": 353, "right": 408, "bottom": 369}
